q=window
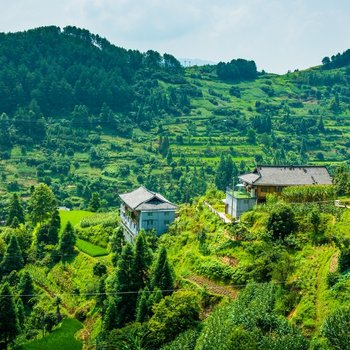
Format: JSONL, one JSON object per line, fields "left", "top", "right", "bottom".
{"left": 147, "top": 212, "right": 153, "bottom": 217}
{"left": 261, "top": 187, "right": 268, "bottom": 193}
{"left": 164, "top": 220, "right": 170, "bottom": 225}
{"left": 164, "top": 211, "right": 169, "bottom": 216}
{"left": 276, "top": 186, "right": 283, "bottom": 193}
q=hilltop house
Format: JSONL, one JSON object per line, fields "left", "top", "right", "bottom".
{"left": 119, "top": 186, "right": 177, "bottom": 239}
{"left": 225, "top": 165, "right": 332, "bottom": 218}
{"left": 239, "top": 165, "right": 332, "bottom": 202}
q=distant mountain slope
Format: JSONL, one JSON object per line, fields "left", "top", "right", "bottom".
{"left": 0, "top": 26, "right": 350, "bottom": 209}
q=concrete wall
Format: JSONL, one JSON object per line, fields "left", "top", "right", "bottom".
{"left": 139, "top": 210, "right": 176, "bottom": 235}
{"left": 226, "top": 193, "right": 256, "bottom": 218}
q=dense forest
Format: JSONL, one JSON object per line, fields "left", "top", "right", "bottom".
{"left": 2, "top": 26, "right": 350, "bottom": 349}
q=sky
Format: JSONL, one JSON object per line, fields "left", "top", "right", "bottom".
{"left": 1, "top": 0, "right": 350, "bottom": 74}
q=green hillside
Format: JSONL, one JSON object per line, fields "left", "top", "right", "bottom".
{"left": 1, "top": 27, "right": 350, "bottom": 210}
{"left": 2, "top": 26, "right": 350, "bottom": 349}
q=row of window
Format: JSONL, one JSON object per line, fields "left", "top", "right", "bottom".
{"left": 146, "top": 211, "right": 170, "bottom": 217}
{"left": 143, "top": 220, "right": 170, "bottom": 226}
{"left": 260, "top": 186, "right": 284, "bottom": 193}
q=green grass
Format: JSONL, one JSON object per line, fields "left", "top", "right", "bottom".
{"left": 22, "top": 318, "right": 83, "bottom": 350}
{"left": 59, "top": 210, "right": 95, "bottom": 232}
{"left": 76, "top": 238, "right": 108, "bottom": 257}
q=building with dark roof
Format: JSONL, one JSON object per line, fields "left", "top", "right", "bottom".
{"left": 239, "top": 165, "right": 332, "bottom": 202}
{"left": 119, "top": 186, "right": 177, "bottom": 239}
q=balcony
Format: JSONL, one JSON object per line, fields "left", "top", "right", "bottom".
{"left": 120, "top": 208, "right": 139, "bottom": 238}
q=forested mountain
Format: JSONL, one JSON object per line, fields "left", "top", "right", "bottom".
{"left": 2, "top": 26, "right": 350, "bottom": 349}
{"left": 1, "top": 26, "right": 350, "bottom": 210}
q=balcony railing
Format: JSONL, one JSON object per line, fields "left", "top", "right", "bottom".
{"left": 120, "top": 208, "right": 139, "bottom": 237}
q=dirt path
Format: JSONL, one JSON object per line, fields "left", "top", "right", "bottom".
{"left": 186, "top": 275, "right": 237, "bottom": 298}
{"left": 329, "top": 252, "right": 338, "bottom": 273}
{"left": 203, "top": 201, "right": 232, "bottom": 224}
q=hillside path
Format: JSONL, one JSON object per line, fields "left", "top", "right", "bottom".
{"left": 203, "top": 201, "right": 232, "bottom": 224}
{"left": 186, "top": 275, "right": 237, "bottom": 298}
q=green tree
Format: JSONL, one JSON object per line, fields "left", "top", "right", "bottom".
{"left": 89, "top": 192, "right": 101, "bottom": 212}
{"left": 47, "top": 208, "right": 61, "bottom": 245}
{"left": 58, "top": 221, "right": 76, "bottom": 258}
{"left": 133, "top": 231, "right": 152, "bottom": 291}
{"left": 151, "top": 246, "right": 174, "bottom": 295}
{"left": 148, "top": 291, "right": 200, "bottom": 347}
{"left": 93, "top": 262, "right": 107, "bottom": 277}
{"left": 135, "top": 290, "right": 149, "bottom": 323}
{"left": 115, "top": 243, "right": 137, "bottom": 327}
{"left": 0, "top": 283, "right": 20, "bottom": 348}
{"left": 215, "top": 154, "right": 237, "bottom": 191}
{"left": 16, "top": 298, "right": 25, "bottom": 330}
{"left": 309, "top": 208, "right": 321, "bottom": 234}
{"left": 110, "top": 227, "right": 125, "bottom": 266}
{"left": 102, "top": 298, "right": 117, "bottom": 332}
{"left": 29, "top": 183, "right": 56, "bottom": 225}
{"left": 0, "top": 235, "right": 24, "bottom": 275}
{"left": 18, "top": 271, "right": 34, "bottom": 306}
{"left": 266, "top": 204, "right": 297, "bottom": 240}
{"left": 322, "top": 307, "right": 350, "bottom": 349}
{"left": 6, "top": 193, "right": 25, "bottom": 226}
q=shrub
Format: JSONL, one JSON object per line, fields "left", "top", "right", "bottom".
{"left": 266, "top": 204, "right": 297, "bottom": 240}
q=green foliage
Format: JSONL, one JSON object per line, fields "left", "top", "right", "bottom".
{"left": 196, "top": 283, "right": 308, "bottom": 350}
{"left": 88, "top": 192, "right": 100, "bottom": 212}
{"left": 0, "top": 282, "right": 20, "bottom": 348}
{"left": 6, "top": 193, "right": 25, "bottom": 226}
{"left": 18, "top": 271, "right": 34, "bottom": 305}
{"left": 217, "top": 59, "right": 258, "bottom": 81}
{"left": 114, "top": 243, "right": 138, "bottom": 327}
{"left": 22, "top": 318, "right": 83, "bottom": 350}
{"left": 214, "top": 153, "right": 237, "bottom": 191}
{"left": 160, "top": 329, "right": 199, "bottom": 350}
{"left": 29, "top": 184, "right": 57, "bottom": 225}
{"left": 266, "top": 204, "right": 297, "bottom": 240}
{"left": 151, "top": 246, "right": 174, "bottom": 295}
{"left": 322, "top": 307, "right": 350, "bottom": 349}
{"left": 148, "top": 291, "right": 200, "bottom": 347}
{"left": 80, "top": 212, "right": 117, "bottom": 228}
{"left": 282, "top": 185, "right": 335, "bottom": 203}
{"left": 333, "top": 164, "right": 350, "bottom": 196}
{"left": 76, "top": 239, "right": 108, "bottom": 257}
{"left": 58, "top": 222, "right": 76, "bottom": 258}
{"left": 133, "top": 231, "right": 152, "bottom": 291}
{"left": 0, "top": 235, "right": 24, "bottom": 275}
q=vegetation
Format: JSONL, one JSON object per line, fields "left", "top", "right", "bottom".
{"left": 2, "top": 25, "right": 350, "bottom": 349}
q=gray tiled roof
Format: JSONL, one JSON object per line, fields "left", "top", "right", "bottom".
{"left": 119, "top": 186, "right": 177, "bottom": 211}
{"left": 239, "top": 166, "right": 332, "bottom": 186}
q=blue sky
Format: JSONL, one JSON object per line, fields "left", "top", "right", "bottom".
{"left": 1, "top": 0, "right": 350, "bottom": 73}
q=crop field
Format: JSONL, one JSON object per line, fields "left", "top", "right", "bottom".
{"left": 22, "top": 318, "right": 83, "bottom": 350}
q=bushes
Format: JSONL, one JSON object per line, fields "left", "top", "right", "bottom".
{"left": 266, "top": 204, "right": 297, "bottom": 240}
{"left": 75, "top": 225, "right": 112, "bottom": 248}
{"left": 194, "top": 259, "right": 236, "bottom": 283}
{"left": 322, "top": 307, "right": 350, "bottom": 349}
{"left": 195, "top": 283, "right": 309, "bottom": 350}
{"left": 282, "top": 185, "right": 335, "bottom": 203}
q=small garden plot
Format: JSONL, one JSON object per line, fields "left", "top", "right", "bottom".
{"left": 22, "top": 318, "right": 83, "bottom": 350}
{"left": 76, "top": 238, "right": 108, "bottom": 257}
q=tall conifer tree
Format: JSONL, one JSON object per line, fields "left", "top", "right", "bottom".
{"left": 0, "top": 283, "right": 20, "bottom": 348}
{"left": 151, "top": 246, "right": 174, "bottom": 295}
{"left": 58, "top": 222, "right": 76, "bottom": 258}
{"left": 6, "top": 193, "right": 25, "bottom": 226}
{"left": 115, "top": 243, "right": 137, "bottom": 327}
{"left": 133, "top": 231, "right": 152, "bottom": 291}
{"left": 0, "top": 235, "right": 24, "bottom": 275}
